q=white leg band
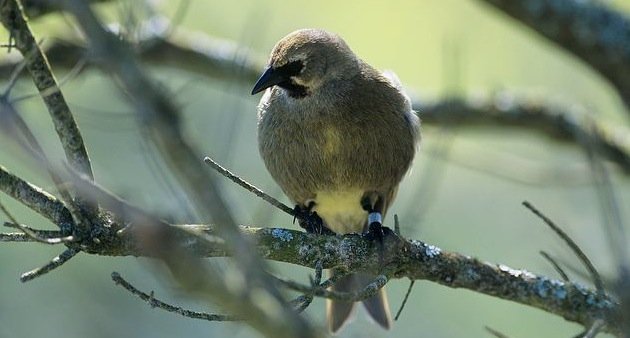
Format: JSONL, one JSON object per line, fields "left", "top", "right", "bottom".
{"left": 368, "top": 212, "right": 382, "bottom": 225}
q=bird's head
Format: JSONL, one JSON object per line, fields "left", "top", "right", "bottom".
{"left": 251, "top": 29, "right": 358, "bottom": 99}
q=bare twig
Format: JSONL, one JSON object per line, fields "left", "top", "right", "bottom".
{"left": 111, "top": 272, "right": 239, "bottom": 322}
{"left": 485, "top": 326, "right": 511, "bottom": 338}
{"left": 2, "top": 222, "right": 67, "bottom": 241}
{"left": 540, "top": 251, "right": 570, "bottom": 282}
{"left": 0, "top": 189, "right": 620, "bottom": 335}
{"left": 0, "top": 232, "right": 36, "bottom": 242}
{"left": 394, "top": 280, "right": 416, "bottom": 321}
{"left": 289, "top": 260, "right": 324, "bottom": 313}
{"left": 523, "top": 201, "right": 605, "bottom": 295}
{"left": 203, "top": 156, "right": 295, "bottom": 217}
{"left": 276, "top": 274, "right": 389, "bottom": 302}
{"left": 20, "top": 247, "right": 79, "bottom": 282}
{"left": 579, "top": 121, "right": 630, "bottom": 335}
{"left": 290, "top": 295, "right": 313, "bottom": 313}
{"left": 2, "top": 219, "right": 73, "bottom": 244}
{"left": 0, "top": 93, "right": 87, "bottom": 231}
{"left": 0, "top": 0, "right": 94, "bottom": 180}
{"left": 394, "top": 214, "right": 401, "bottom": 236}
{"left": 573, "top": 319, "right": 606, "bottom": 338}
{"left": 0, "top": 164, "right": 73, "bottom": 229}
{"left": 155, "top": 225, "right": 618, "bottom": 334}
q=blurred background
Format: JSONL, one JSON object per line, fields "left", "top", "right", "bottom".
{"left": 1, "top": 0, "right": 629, "bottom": 337}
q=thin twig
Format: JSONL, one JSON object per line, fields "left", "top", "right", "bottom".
{"left": 0, "top": 0, "right": 94, "bottom": 179}
{"left": 3, "top": 221, "right": 73, "bottom": 244}
{"left": 573, "top": 319, "right": 605, "bottom": 338}
{"left": 522, "top": 201, "right": 605, "bottom": 296}
{"left": 20, "top": 248, "right": 79, "bottom": 282}
{"left": 0, "top": 97, "right": 87, "bottom": 231}
{"left": 0, "top": 164, "right": 72, "bottom": 227}
{"left": 1, "top": 224, "right": 66, "bottom": 239}
{"left": 203, "top": 156, "right": 295, "bottom": 216}
{"left": 111, "top": 272, "right": 238, "bottom": 322}
{"left": 579, "top": 125, "right": 630, "bottom": 336}
{"left": 485, "top": 326, "right": 511, "bottom": 338}
{"left": 276, "top": 274, "right": 388, "bottom": 302}
{"left": 0, "top": 199, "right": 72, "bottom": 244}
{"left": 291, "top": 296, "right": 312, "bottom": 313}
{"left": 0, "top": 232, "right": 35, "bottom": 242}
{"left": 290, "top": 260, "right": 324, "bottom": 313}
{"left": 394, "top": 280, "right": 416, "bottom": 321}
{"left": 540, "top": 251, "right": 570, "bottom": 282}
{"left": 0, "top": 3, "right": 96, "bottom": 238}
{"left": 394, "top": 214, "right": 401, "bottom": 236}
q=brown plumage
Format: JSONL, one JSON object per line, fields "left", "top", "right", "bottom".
{"left": 252, "top": 29, "right": 420, "bottom": 333}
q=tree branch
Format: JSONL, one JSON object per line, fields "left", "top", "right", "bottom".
{"left": 12, "top": 163, "right": 617, "bottom": 334}
{"left": 0, "top": 225, "right": 67, "bottom": 242}
{"left": 419, "top": 96, "right": 630, "bottom": 173}
{"left": 19, "top": 247, "right": 78, "bottom": 282}
{"left": 1, "top": 232, "right": 38, "bottom": 241}
{"left": 523, "top": 201, "right": 605, "bottom": 295}
{"left": 107, "top": 223, "right": 618, "bottom": 335}
{"left": 1, "top": 146, "right": 622, "bottom": 333}
{"left": 0, "top": 0, "right": 94, "bottom": 180}
{"left": 477, "top": 0, "right": 630, "bottom": 111}
{"left": 0, "top": 164, "right": 73, "bottom": 230}
{"left": 111, "top": 272, "right": 239, "bottom": 322}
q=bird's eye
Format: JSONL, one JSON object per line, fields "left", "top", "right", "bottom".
{"left": 277, "top": 60, "right": 304, "bottom": 77}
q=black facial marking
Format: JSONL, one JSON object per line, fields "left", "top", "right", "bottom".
{"left": 278, "top": 60, "right": 304, "bottom": 77}
{"left": 276, "top": 60, "right": 308, "bottom": 98}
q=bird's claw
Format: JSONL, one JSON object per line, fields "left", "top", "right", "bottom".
{"left": 294, "top": 204, "right": 334, "bottom": 235}
{"left": 366, "top": 220, "right": 394, "bottom": 246}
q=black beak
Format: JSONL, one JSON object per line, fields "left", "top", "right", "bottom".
{"left": 251, "top": 66, "right": 286, "bottom": 95}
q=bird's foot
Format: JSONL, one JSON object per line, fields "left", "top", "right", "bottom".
{"left": 365, "top": 212, "right": 394, "bottom": 245}
{"left": 293, "top": 203, "right": 334, "bottom": 235}
{"left": 361, "top": 196, "right": 390, "bottom": 244}
{"left": 364, "top": 211, "right": 396, "bottom": 268}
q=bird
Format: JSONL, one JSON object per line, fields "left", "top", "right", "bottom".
{"left": 252, "top": 28, "right": 420, "bottom": 333}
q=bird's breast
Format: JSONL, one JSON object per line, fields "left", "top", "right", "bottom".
{"left": 312, "top": 189, "right": 367, "bottom": 234}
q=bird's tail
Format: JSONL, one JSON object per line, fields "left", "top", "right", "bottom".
{"left": 326, "top": 270, "right": 392, "bottom": 333}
